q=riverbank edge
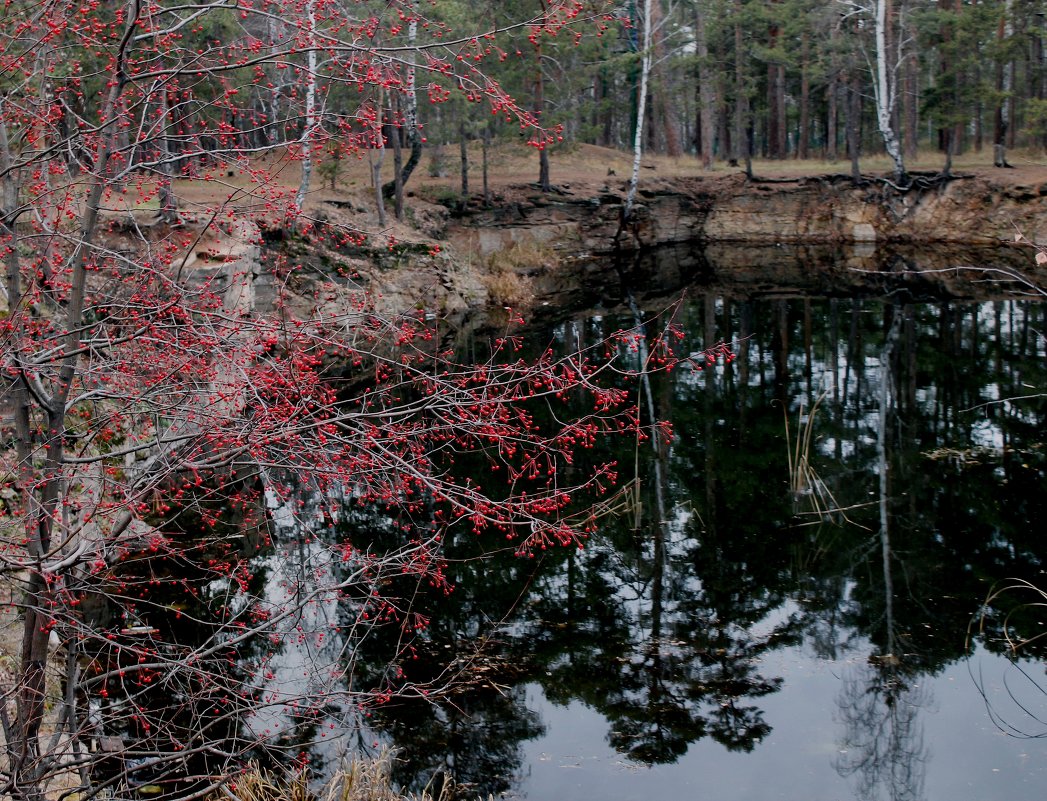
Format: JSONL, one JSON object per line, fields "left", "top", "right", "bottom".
{"left": 182, "top": 170, "right": 1047, "bottom": 322}
{"left": 442, "top": 172, "right": 1047, "bottom": 257}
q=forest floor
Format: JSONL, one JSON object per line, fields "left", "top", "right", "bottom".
{"left": 160, "top": 142, "right": 1047, "bottom": 247}
{"left": 295, "top": 141, "right": 1047, "bottom": 198}
{"left": 173, "top": 140, "right": 1047, "bottom": 226}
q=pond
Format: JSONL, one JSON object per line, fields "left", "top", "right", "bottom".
{"left": 332, "top": 247, "right": 1047, "bottom": 801}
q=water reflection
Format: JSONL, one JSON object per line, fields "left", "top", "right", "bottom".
{"left": 342, "top": 287, "right": 1046, "bottom": 799}
{"left": 834, "top": 660, "right": 931, "bottom": 801}
{"left": 833, "top": 308, "right": 931, "bottom": 801}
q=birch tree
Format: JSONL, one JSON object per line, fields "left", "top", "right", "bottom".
{"left": 872, "top": 0, "right": 907, "bottom": 182}
{"left": 624, "top": 0, "right": 654, "bottom": 222}
{"left": 293, "top": 0, "right": 320, "bottom": 221}
{"left": 840, "top": 0, "right": 906, "bottom": 183}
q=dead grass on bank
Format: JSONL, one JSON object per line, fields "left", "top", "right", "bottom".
{"left": 170, "top": 141, "right": 1047, "bottom": 224}
{"left": 218, "top": 752, "right": 459, "bottom": 801}
{"left": 17, "top": 140, "right": 1047, "bottom": 245}
{"left": 472, "top": 239, "right": 560, "bottom": 308}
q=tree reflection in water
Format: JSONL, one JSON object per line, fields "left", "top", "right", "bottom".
{"left": 834, "top": 308, "right": 930, "bottom": 801}
{"left": 336, "top": 287, "right": 1046, "bottom": 798}
{"left": 834, "top": 661, "right": 930, "bottom": 801}
{"left": 588, "top": 297, "right": 787, "bottom": 763}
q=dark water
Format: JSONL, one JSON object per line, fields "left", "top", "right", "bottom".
{"left": 343, "top": 285, "right": 1047, "bottom": 800}
{"left": 75, "top": 242, "right": 1047, "bottom": 800}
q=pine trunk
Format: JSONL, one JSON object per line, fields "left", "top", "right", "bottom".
{"left": 798, "top": 33, "right": 810, "bottom": 160}
{"left": 732, "top": 5, "right": 747, "bottom": 166}
{"left": 696, "top": 3, "right": 716, "bottom": 169}
{"left": 994, "top": 1, "right": 1014, "bottom": 168}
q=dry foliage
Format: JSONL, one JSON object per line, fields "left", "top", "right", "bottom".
{"left": 474, "top": 240, "right": 560, "bottom": 307}
{"left": 216, "top": 753, "right": 455, "bottom": 801}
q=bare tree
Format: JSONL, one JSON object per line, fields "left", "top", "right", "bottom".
{"left": 0, "top": 3, "right": 656, "bottom": 800}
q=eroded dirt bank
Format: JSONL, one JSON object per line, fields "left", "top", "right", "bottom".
{"left": 140, "top": 171, "right": 1046, "bottom": 324}
{"left": 309, "top": 171, "right": 1047, "bottom": 316}
{"left": 445, "top": 172, "right": 1047, "bottom": 257}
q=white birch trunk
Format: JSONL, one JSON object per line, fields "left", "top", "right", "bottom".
{"left": 873, "top": 0, "right": 906, "bottom": 182}
{"left": 405, "top": 11, "right": 418, "bottom": 151}
{"left": 293, "top": 0, "right": 318, "bottom": 220}
{"left": 624, "top": 0, "right": 653, "bottom": 221}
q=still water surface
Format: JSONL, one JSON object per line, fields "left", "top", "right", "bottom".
{"left": 349, "top": 280, "right": 1047, "bottom": 800}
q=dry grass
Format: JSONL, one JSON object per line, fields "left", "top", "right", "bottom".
{"left": 471, "top": 239, "right": 560, "bottom": 308}
{"left": 972, "top": 579, "right": 1047, "bottom": 655}
{"left": 95, "top": 142, "right": 1047, "bottom": 238}
{"left": 784, "top": 393, "right": 870, "bottom": 529}
{"left": 480, "top": 265, "right": 530, "bottom": 308}
{"left": 217, "top": 752, "right": 455, "bottom": 801}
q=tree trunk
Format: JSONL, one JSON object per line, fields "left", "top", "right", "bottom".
{"left": 293, "top": 0, "right": 317, "bottom": 222}
{"left": 1, "top": 107, "right": 38, "bottom": 801}
{"left": 482, "top": 122, "right": 491, "bottom": 207}
{"left": 624, "top": 0, "right": 653, "bottom": 222}
{"left": 902, "top": 49, "right": 918, "bottom": 163}
{"left": 717, "top": 94, "right": 730, "bottom": 163}
{"left": 767, "top": 1, "right": 786, "bottom": 159}
{"left": 745, "top": 108, "right": 754, "bottom": 179}
{"left": 696, "top": 2, "right": 716, "bottom": 169}
{"left": 994, "top": 0, "right": 1014, "bottom": 168}
{"left": 732, "top": 4, "right": 747, "bottom": 167}
{"left": 590, "top": 73, "right": 600, "bottom": 143}
{"left": 650, "top": 0, "right": 681, "bottom": 157}
{"left": 392, "top": 95, "right": 405, "bottom": 220}
{"left": 459, "top": 118, "right": 469, "bottom": 201}
{"left": 598, "top": 67, "right": 613, "bottom": 146}
{"left": 535, "top": 1, "right": 551, "bottom": 192}
{"left": 798, "top": 32, "right": 810, "bottom": 160}
{"left": 873, "top": 0, "right": 906, "bottom": 182}
{"left": 974, "top": 84, "right": 983, "bottom": 152}
{"left": 694, "top": 85, "right": 703, "bottom": 155}
{"left": 157, "top": 88, "right": 179, "bottom": 224}
{"left": 403, "top": 9, "right": 421, "bottom": 179}
{"left": 942, "top": 113, "right": 955, "bottom": 176}
{"left": 826, "top": 16, "right": 841, "bottom": 162}
{"left": 383, "top": 7, "right": 423, "bottom": 199}
{"left": 372, "top": 101, "right": 386, "bottom": 228}
{"left": 937, "top": 0, "right": 952, "bottom": 155}
{"left": 8, "top": 8, "right": 137, "bottom": 794}
{"left": 827, "top": 80, "right": 838, "bottom": 162}
{"left": 266, "top": 15, "right": 284, "bottom": 148}
{"left": 774, "top": 62, "right": 786, "bottom": 157}
{"left": 847, "top": 74, "right": 862, "bottom": 184}
{"left": 1038, "top": 13, "right": 1047, "bottom": 151}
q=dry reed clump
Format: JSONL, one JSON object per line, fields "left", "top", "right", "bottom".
{"left": 216, "top": 751, "right": 457, "bottom": 801}
{"left": 476, "top": 240, "right": 558, "bottom": 308}
{"left": 784, "top": 392, "right": 869, "bottom": 528}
